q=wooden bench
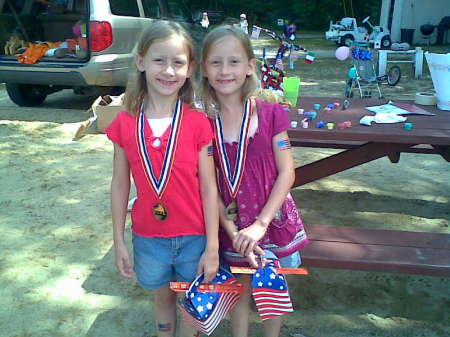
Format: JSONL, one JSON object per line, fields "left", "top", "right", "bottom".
{"left": 290, "top": 139, "right": 450, "bottom": 163}
{"left": 301, "top": 224, "right": 450, "bottom": 277}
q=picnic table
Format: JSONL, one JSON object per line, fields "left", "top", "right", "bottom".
{"left": 287, "top": 97, "right": 450, "bottom": 277}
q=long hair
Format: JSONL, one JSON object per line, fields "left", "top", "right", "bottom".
{"left": 124, "top": 20, "right": 195, "bottom": 115}
{"left": 199, "top": 25, "right": 260, "bottom": 117}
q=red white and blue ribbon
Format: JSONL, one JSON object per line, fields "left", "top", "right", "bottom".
{"left": 214, "top": 98, "right": 253, "bottom": 199}
{"left": 136, "top": 99, "right": 183, "bottom": 197}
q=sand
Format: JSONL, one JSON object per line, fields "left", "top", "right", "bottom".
{"left": 0, "top": 50, "right": 449, "bottom": 337}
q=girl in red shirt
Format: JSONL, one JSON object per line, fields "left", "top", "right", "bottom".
{"left": 106, "top": 20, "right": 219, "bottom": 337}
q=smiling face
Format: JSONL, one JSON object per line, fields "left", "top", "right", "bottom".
{"left": 203, "top": 36, "right": 256, "bottom": 102}
{"left": 136, "top": 34, "right": 193, "bottom": 102}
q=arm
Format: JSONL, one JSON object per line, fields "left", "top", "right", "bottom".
{"left": 219, "top": 196, "right": 264, "bottom": 267}
{"left": 233, "top": 131, "right": 295, "bottom": 257}
{"left": 218, "top": 197, "right": 238, "bottom": 239}
{"left": 197, "top": 141, "right": 220, "bottom": 282}
{"left": 111, "top": 144, "right": 133, "bottom": 278}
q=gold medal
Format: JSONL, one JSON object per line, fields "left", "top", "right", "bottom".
{"left": 137, "top": 100, "right": 183, "bottom": 223}
{"left": 152, "top": 203, "right": 168, "bottom": 221}
{"left": 225, "top": 200, "right": 238, "bottom": 221}
{"left": 214, "top": 99, "right": 254, "bottom": 221}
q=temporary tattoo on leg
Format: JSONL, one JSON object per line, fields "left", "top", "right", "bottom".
{"left": 277, "top": 139, "right": 291, "bottom": 151}
{"left": 157, "top": 323, "right": 171, "bottom": 332}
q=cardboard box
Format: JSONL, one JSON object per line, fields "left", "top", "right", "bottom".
{"left": 96, "top": 104, "right": 125, "bottom": 132}
{"left": 91, "top": 94, "right": 125, "bottom": 132}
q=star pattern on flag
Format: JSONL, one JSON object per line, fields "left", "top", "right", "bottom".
{"left": 178, "top": 268, "right": 240, "bottom": 335}
{"left": 251, "top": 259, "right": 294, "bottom": 321}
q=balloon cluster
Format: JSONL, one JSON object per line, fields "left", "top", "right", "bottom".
{"left": 335, "top": 46, "right": 373, "bottom": 61}
{"left": 352, "top": 48, "right": 372, "bottom": 60}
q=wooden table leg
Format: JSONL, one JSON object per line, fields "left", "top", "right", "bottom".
{"left": 293, "top": 142, "right": 415, "bottom": 188}
{"left": 432, "top": 145, "right": 450, "bottom": 162}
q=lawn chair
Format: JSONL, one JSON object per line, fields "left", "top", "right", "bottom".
{"left": 346, "top": 43, "right": 383, "bottom": 99}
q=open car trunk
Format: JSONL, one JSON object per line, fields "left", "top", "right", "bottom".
{"left": 0, "top": 0, "right": 89, "bottom": 63}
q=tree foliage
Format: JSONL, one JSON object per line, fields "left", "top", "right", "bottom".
{"left": 185, "top": 0, "right": 382, "bottom": 30}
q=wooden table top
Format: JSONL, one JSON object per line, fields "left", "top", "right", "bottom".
{"left": 287, "top": 97, "right": 450, "bottom": 146}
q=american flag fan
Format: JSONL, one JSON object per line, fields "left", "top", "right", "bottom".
{"left": 178, "top": 268, "right": 240, "bottom": 335}
{"left": 251, "top": 259, "right": 294, "bottom": 321}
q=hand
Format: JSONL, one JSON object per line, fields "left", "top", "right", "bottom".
{"left": 114, "top": 242, "right": 134, "bottom": 278}
{"left": 245, "top": 246, "right": 266, "bottom": 267}
{"left": 197, "top": 248, "right": 219, "bottom": 283}
{"left": 232, "top": 220, "right": 268, "bottom": 257}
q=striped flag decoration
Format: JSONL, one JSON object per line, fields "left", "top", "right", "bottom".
{"left": 304, "top": 52, "right": 315, "bottom": 64}
{"left": 275, "top": 57, "right": 284, "bottom": 71}
{"left": 251, "top": 26, "right": 261, "bottom": 39}
{"left": 251, "top": 260, "right": 293, "bottom": 321}
{"left": 178, "top": 269, "right": 241, "bottom": 335}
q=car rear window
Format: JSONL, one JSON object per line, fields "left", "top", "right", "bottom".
{"left": 142, "top": 0, "right": 161, "bottom": 18}
{"left": 109, "top": 0, "right": 140, "bottom": 17}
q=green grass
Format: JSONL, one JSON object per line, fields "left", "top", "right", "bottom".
{"left": 300, "top": 38, "right": 336, "bottom": 50}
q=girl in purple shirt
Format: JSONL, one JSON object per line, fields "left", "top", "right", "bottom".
{"left": 200, "top": 25, "right": 308, "bottom": 337}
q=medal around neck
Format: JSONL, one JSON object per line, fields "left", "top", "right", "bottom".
{"left": 225, "top": 200, "right": 238, "bottom": 221}
{"left": 137, "top": 100, "right": 183, "bottom": 221}
{"left": 152, "top": 203, "right": 168, "bottom": 221}
{"left": 214, "top": 99, "right": 254, "bottom": 221}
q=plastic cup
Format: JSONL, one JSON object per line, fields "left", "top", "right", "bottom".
{"left": 283, "top": 77, "right": 301, "bottom": 107}
{"left": 284, "top": 94, "right": 298, "bottom": 108}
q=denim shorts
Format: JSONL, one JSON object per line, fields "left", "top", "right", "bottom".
{"left": 132, "top": 233, "right": 206, "bottom": 290}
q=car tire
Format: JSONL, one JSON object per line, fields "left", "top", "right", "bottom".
{"left": 341, "top": 35, "right": 354, "bottom": 47}
{"left": 6, "top": 83, "right": 48, "bottom": 107}
{"left": 381, "top": 36, "right": 391, "bottom": 49}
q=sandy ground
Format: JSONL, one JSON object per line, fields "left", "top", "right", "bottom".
{"left": 0, "top": 47, "right": 449, "bottom": 337}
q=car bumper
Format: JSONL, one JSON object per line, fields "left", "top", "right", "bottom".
{"left": 0, "top": 54, "right": 133, "bottom": 87}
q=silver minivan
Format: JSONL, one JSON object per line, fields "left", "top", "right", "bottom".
{"left": 0, "top": 0, "right": 204, "bottom": 106}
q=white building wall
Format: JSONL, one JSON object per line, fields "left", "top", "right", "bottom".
{"left": 388, "top": 0, "right": 450, "bottom": 44}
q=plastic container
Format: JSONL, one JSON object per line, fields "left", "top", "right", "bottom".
{"left": 425, "top": 52, "right": 450, "bottom": 110}
{"left": 283, "top": 76, "right": 300, "bottom": 107}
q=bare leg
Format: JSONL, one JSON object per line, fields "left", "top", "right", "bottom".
{"left": 262, "top": 275, "right": 293, "bottom": 337}
{"left": 154, "top": 286, "right": 177, "bottom": 337}
{"left": 230, "top": 275, "right": 252, "bottom": 337}
{"left": 262, "top": 316, "right": 282, "bottom": 337}
{"left": 178, "top": 293, "right": 200, "bottom": 337}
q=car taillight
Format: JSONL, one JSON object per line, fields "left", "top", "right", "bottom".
{"left": 89, "top": 21, "right": 113, "bottom": 52}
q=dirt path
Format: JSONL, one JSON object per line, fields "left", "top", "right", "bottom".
{"left": 0, "top": 46, "right": 449, "bottom": 337}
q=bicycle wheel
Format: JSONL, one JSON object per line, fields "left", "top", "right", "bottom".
{"left": 387, "top": 65, "right": 401, "bottom": 86}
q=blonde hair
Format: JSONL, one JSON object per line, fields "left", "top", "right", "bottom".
{"left": 200, "top": 25, "right": 260, "bottom": 117}
{"left": 124, "top": 20, "right": 195, "bottom": 115}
